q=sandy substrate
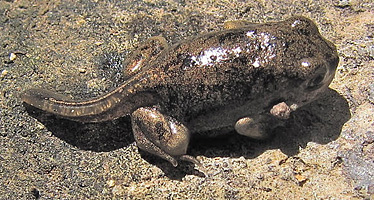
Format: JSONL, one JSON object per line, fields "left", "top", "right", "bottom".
{"left": 1, "top": 0, "right": 373, "bottom": 199}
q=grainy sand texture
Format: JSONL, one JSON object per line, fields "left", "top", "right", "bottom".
{"left": 1, "top": 0, "right": 373, "bottom": 199}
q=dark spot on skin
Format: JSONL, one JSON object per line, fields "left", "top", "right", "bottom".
{"left": 233, "top": 55, "right": 248, "bottom": 65}
{"left": 202, "top": 34, "right": 218, "bottom": 43}
{"left": 218, "top": 32, "right": 240, "bottom": 44}
{"left": 296, "top": 27, "right": 312, "bottom": 36}
{"left": 181, "top": 55, "right": 197, "bottom": 70}
{"left": 165, "top": 56, "right": 183, "bottom": 72}
{"left": 155, "top": 121, "right": 163, "bottom": 129}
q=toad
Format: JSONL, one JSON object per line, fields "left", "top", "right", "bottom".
{"left": 22, "top": 16, "right": 339, "bottom": 166}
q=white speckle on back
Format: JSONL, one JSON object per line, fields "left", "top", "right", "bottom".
{"left": 169, "top": 121, "right": 178, "bottom": 134}
{"left": 232, "top": 46, "right": 242, "bottom": 56}
{"left": 190, "top": 46, "right": 243, "bottom": 67}
{"left": 252, "top": 59, "right": 260, "bottom": 68}
{"left": 246, "top": 31, "right": 255, "bottom": 38}
{"left": 199, "top": 47, "right": 227, "bottom": 66}
{"left": 301, "top": 61, "right": 310, "bottom": 67}
{"left": 291, "top": 20, "right": 301, "bottom": 28}
{"left": 131, "top": 60, "right": 143, "bottom": 72}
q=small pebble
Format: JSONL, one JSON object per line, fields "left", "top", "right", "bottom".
{"left": 1, "top": 70, "right": 8, "bottom": 78}
{"left": 95, "top": 41, "right": 104, "bottom": 46}
{"left": 295, "top": 174, "right": 308, "bottom": 184}
{"left": 335, "top": 0, "right": 350, "bottom": 8}
{"left": 9, "top": 53, "right": 17, "bottom": 61}
{"left": 78, "top": 68, "right": 86, "bottom": 73}
{"left": 36, "top": 123, "right": 45, "bottom": 130}
{"left": 107, "top": 180, "right": 115, "bottom": 187}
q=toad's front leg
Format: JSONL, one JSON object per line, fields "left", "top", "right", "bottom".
{"left": 131, "top": 106, "right": 199, "bottom": 167}
{"left": 234, "top": 115, "right": 276, "bottom": 140}
{"left": 235, "top": 102, "right": 296, "bottom": 139}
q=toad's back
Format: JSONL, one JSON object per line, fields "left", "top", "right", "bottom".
{"left": 139, "top": 17, "right": 338, "bottom": 121}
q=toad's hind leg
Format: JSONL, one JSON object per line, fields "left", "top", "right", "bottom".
{"left": 131, "top": 106, "right": 199, "bottom": 167}
{"left": 123, "top": 36, "right": 168, "bottom": 79}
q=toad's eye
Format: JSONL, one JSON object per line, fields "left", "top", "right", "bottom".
{"left": 306, "top": 73, "right": 325, "bottom": 91}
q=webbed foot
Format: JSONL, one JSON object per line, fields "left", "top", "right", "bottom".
{"left": 131, "top": 106, "right": 199, "bottom": 167}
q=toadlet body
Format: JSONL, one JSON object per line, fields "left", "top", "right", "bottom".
{"left": 22, "top": 16, "right": 339, "bottom": 167}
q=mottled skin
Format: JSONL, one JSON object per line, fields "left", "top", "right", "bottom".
{"left": 22, "top": 16, "right": 339, "bottom": 167}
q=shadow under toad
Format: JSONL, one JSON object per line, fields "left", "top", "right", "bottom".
{"left": 24, "top": 105, "right": 135, "bottom": 152}
{"left": 23, "top": 88, "right": 350, "bottom": 179}
{"left": 189, "top": 88, "right": 351, "bottom": 161}
{"left": 140, "top": 88, "right": 350, "bottom": 178}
